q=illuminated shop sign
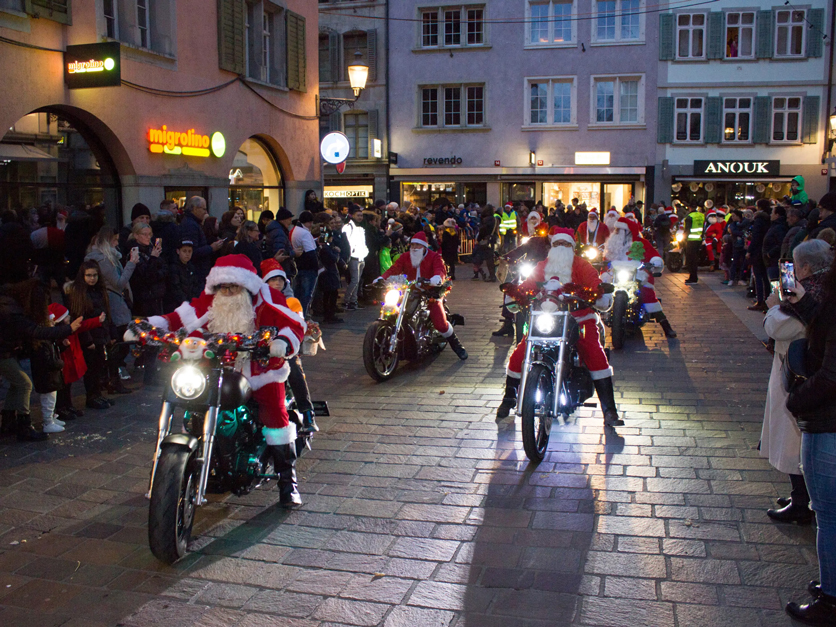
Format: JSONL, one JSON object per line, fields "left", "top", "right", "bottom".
{"left": 324, "top": 187, "right": 372, "bottom": 198}
{"left": 148, "top": 126, "right": 226, "bottom": 158}
{"left": 64, "top": 42, "right": 121, "bottom": 89}
{"left": 694, "top": 160, "right": 780, "bottom": 176}
{"left": 423, "top": 155, "right": 463, "bottom": 166}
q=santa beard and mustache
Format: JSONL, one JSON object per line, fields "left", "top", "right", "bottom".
{"left": 603, "top": 213, "right": 619, "bottom": 233}
{"left": 410, "top": 248, "right": 426, "bottom": 268}
{"left": 543, "top": 244, "right": 575, "bottom": 283}
{"left": 208, "top": 289, "right": 256, "bottom": 335}
{"left": 603, "top": 228, "right": 632, "bottom": 262}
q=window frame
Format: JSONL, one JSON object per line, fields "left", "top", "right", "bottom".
{"left": 590, "top": 0, "right": 645, "bottom": 45}
{"left": 523, "top": 76, "right": 577, "bottom": 128}
{"left": 673, "top": 96, "right": 704, "bottom": 143}
{"left": 245, "top": 1, "right": 287, "bottom": 88}
{"left": 418, "top": 82, "right": 486, "bottom": 129}
{"left": 526, "top": 0, "right": 576, "bottom": 48}
{"left": 771, "top": 95, "right": 803, "bottom": 144}
{"left": 774, "top": 8, "right": 806, "bottom": 58}
{"left": 343, "top": 111, "right": 370, "bottom": 160}
{"left": 675, "top": 12, "right": 707, "bottom": 60}
{"left": 724, "top": 10, "right": 755, "bottom": 60}
{"left": 589, "top": 74, "right": 645, "bottom": 127}
{"left": 417, "top": 5, "right": 487, "bottom": 49}
{"left": 136, "top": 0, "right": 150, "bottom": 49}
{"left": 722, "top": 96, "right": 753, "bottom": 144}
{"left": 103, "top": 0, "right": 118, "bottom": 39}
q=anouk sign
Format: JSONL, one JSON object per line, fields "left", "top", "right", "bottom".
{"left": 694, "top": 160, "right": 780, "bottom": 176}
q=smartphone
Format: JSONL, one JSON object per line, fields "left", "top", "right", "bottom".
{"left": 779, "top": 261, "right": 796, "bottom": 297}
{"left": 770, "top": 280, "right": 783, "bottom": 302}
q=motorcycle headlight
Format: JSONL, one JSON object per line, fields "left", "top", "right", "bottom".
{"left": 171, "top": 365, "right": 206, "bottom": 400}
{"left": 519, "top": 263, "right": 534, "bottom": 279}
{"left": 584, "top": 247, "right": 599, "bottom": 260}
{"left": 616, "top": 270, "right": 633, "bottom": 284}
{"left": 534, "top": 313, "right": 556, "bottom": 334}
{"left": 521, "top": 236, "right": 530, "bottom": 245}
{"left": 383, "top": 289, "right": 401, "bottom": 307}
{"left": 675, "top": 232, "right": 684, "bottom": 242}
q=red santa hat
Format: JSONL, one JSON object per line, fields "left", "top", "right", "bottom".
{"left": 260, "top": 258, "right": 288, "bottom": 284}
{"left": 48, "top": 303, "right": 68, "bottom": 323}
{"left": 606, "top": 209, "right": 619, "bottom": 218}
{"left": 706, "top": 210, "right": 717, "bottom": 218}
{"left": 205, "top": 254, "right": 264, "bottom": 295}
{"left": 410, "top": 232, "right": 430, "bottom": 248}
{"left": 527, "top": 211, "right": 542, "bottom": 224}
{"left": 548, "top": 226, "right": 575, "bottom": 245}
{"left": 624, "top": 211, "right": 637, "bottom": 222}
{"left": 614, "top": 217, "right": 640, "bottom": 241}
{"left": 587, "top": 209, "right": 599, "bottom": 220}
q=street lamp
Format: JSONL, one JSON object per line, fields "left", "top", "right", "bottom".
{"left": 319, "top": 51, "right": 369, "bottom": 116}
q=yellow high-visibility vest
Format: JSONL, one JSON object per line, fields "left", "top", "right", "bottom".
{"left": 500, "top": 211, "right": 517, "bottom": 235}
{"left": 687, "top": 212, "right": 705, "bottom": 241}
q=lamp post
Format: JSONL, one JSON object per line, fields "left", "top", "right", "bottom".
{"left": 318, "top": 51, "right": 369, "bottom": 117}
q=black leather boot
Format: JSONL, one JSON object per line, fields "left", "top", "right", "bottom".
{"left": 492, "top": 319, "right": 514, "bottom": 337}
{"left": 16, "top": 413, "right": 48, "bottom": 442}
{"left": 448, "top": 334, "right": 468, "bottom": 360}
{"left": 299, "top": 409, "right": 319, "bottom": 434}
{"left": 593, "top": 377, "right": 624, "bottom": 426}
{"left": 768, "top": 474, "right": 813, "bottom": 524}
{"left": 271, "top": 443, "right": 301, "bottom": 508}
{"left": 496, "top": 376, "right": 519, "bottom": 419}
{"left": 658, "top": 317, "right": 677, "bottom": 338}
{"left": 786, "top": 591, "right": 836, "bottom": 625}
{"left": 1, "top": 410, "right": 16, "bottom": 436}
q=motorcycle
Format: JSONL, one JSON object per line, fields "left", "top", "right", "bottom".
{"left": 128, "top": 320, "right": 317, "bottom": 564}
{"left": 502, "top": 281, "right": 614, "bottom": 462}
{"left": 665, "top": 228, "right": 685, "bottom": 273}
{"left": 602, "top": 260, "right": 661, "bottom": 350}
{"left": 577, "top": 242, "right": 606, "bottom": 272}
{"left": 363, "top": 277, "right": 462, "bottom": 381}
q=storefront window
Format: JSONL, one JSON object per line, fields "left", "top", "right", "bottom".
{"left": 165, "top": 187, "right": 209, "bottom": 210}
{"left": 323, "top": 184, "right": 373, "bottom": 211}
{"left": 462, "top": 183, "right": 486, "bottom": 205}
{"left": 402, "top": 182, "right": 456, "bottom": 208}
{"left": 542, "top": 181, "right": 601, "bottom": 209}
{"left": 228, "top": 138, "right": 283, "bottom": 221}
{"left": 671, "top": 180, "right": 791, "bottom": 208}
{"left": 502, "top": 182, "right": 536, "bottom": 207}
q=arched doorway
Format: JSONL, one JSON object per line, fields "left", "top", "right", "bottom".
{"left": 0, "top": 108, "right": 122, "bottom": 224}
{"left": 228, "top": 137, "right": 284, "bottom": 221}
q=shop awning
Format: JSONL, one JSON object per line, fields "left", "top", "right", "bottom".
{"left": 0, "top": 143, "right": 56, "bottom": 162}
{"left": 674, "top": 176, "right": 795, "bottom": 183}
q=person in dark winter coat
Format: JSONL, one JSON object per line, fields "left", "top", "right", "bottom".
{"left": 63, "top": 206, "right": 98, "bottom": 280}
{"left": 0, "top": 211, "right": 35, "bottom": 285}
{"left": 178, "top": 196, "right": 224, "bottom": 287}
{"left": 151, "top": 204, "right": 180, "bottom": 266}
{"left": 440, "top": 219, "right": 460, "bottom": 279}
{"left": 781, "top": 208, "right": 807, "bottom": 260}
{"left": 316, "top": 215, "right": 344, "bottom": 324}
{"left": 166, "top": 240, "right": 203, "bottom": 310}
{"left": 126, "top": 223, "right": 167, "bottom": 317}
{"left": 762, "top": 205, "right": 789, "bottom": 280}
{"left": 809, "top": 193, "right": 836, "bottom": 239}
{"left": 0, "top": 279, "right": 78, "bottom": 441}
{"left": 119, "top": 202, "right": 152, "bottom": 255}
{"left": 746, "top": 205, "right": 772, "bottom": 310}
{"left": 304, "top": 189, "right": 325, "bottom": 215}
{"left": 264, "top": 207, "right": 296, "bottom": 281}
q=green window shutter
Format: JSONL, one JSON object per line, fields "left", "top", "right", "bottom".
{"left": 217, "top": 0, "right": 245, "bottom": 74}
{"left": 756, "top": 10, "right": 773, "bottom": 59}
{"left": 286, "top": 10, "right": 307, "bottom": 92}
{"left": 753, "top": 96, "right": 771, "bottom": 144}
{"left": 707, "top": 12, "right": 725, "bottom": 60}
{"left": 367, "top": 110, "right": 379, "bottom": 157}
{"left": 802, "top": 96, "right": 820, "bottom": 144}
{"left": 328, "top": 111, "right": 342, "bottom": 134}
{"left": 658, "top": 13, "right": 674, "bottom": 60}
{"left": 704, "top": 97, "right": 722, "bottom": 143}
{"left": 657, "top": 97, "right": 674, "bottom": 143}
{"left": 28, "top": 0, "right": 71, "bottom": 25}
{"left": 806, "top": 8, "right": 825, "bottom": 58}
{"left": 329, "top": 31, "right": 340, "bottom": 82}
{"left": 366, "top": 29, "right": 377, "bottom": 83}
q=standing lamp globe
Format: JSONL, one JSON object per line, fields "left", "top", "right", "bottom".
{"left": 347, "top": 51, "right": 368, "bottom": 97}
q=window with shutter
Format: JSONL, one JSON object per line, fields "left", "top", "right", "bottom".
{"left": 725, "top": 11, "right": 755, "bottom": 59}
{"left": 704, "top": 97, "right": 722, "bottom": 143}
{"left": 343, "top": 31, "right": 367, "bottom": 82}
{"left": 657, "top": 96, "right": 674, "bottom": 143}
{"left": 806, "top": 8, "right": 824, "bottom": 58}
{"left": 286, "top": 10, "right": 306, "bottom": 92}
{"left": 755, "top": 10, "right": 773, "bottom": 59}
{"left": 367, "top": 110, "right": 379, "bottom": 158}
{"left": 658, "top": 13, "right": 674, "bottom": 60}
{"left": 28, "top": 0, "right": 71, "bottom": 24}
{"left": 218, "top": 0, "right": 245, "bottom": 74}
{"left": 801, "top": 96, "right": 820, "bottom": 144}
{"left": 706, "top": 12, "right": 724, "bottom": 59}
{"left": 366, "top": 29, "right": 377, "bottom": 83}
{"left": 329, "top": 31, "right": 340, "bottom": 82}
{"left": 771, "top": 97, "right": 800, "bottom": 143}
{"left": 673, "top": 97, "right": 703, "bottom": 143}
{"left": 752, "top": 96, "right": 770, "bottom": 144}
{"left": 318, "top": 33, "right": 331, "bottom": 83}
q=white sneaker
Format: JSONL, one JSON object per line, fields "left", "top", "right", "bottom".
{"left": 52, "top": 416, "right": 65, "bottom": 426}
{"left": 42, "top": 421, "right": 65, "bottom": 433}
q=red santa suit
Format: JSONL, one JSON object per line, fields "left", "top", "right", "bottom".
{"left": 524, "top": 212, "right": 542, "bottom": 237}
{"left": 146, "top": 255, "right": 306, "bottom": 446}
{"left": 505, "top": 228, "right": 613, "bottom": 381}
{"left": 380, "top": 232, "right": 454, "bottom": 337}
{"left": 576, "top": 212, "right": 610, "bottom": 246}
{"left": 604, "top": 218, "right": 665, "bottom": 315}
{"left": 703, "top": 212, "right": 725, "bottom": 263}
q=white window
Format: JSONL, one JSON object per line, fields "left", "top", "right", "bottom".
{"left": 593, "top": 0, "right": 642, "bottom": 43}
{"left": 591, "top": 76, "right": 643, "bottom": 125}
{"left": 419, "top": 84, "right": 485, "bottom": 128}
{"left": 526, "top": 77, "right": 575, "bottom": 126}
{"left": 675, "top": 97, "right": 703, "bottom": 142}
{"left": 137, "top": 0, "right": 149, "bottom": 48}
{"left": 418, "top": 5, "right": 486, "bottom": 48}
{"left": 772, "top": 97, "right": 802, "bottom": 143}
{"left": 261, "top": 12, "right": 272, "bottom": 83}
{"left": 676, "top": 13, "right": 705, "bottom": 59}
{"left": 103, "top": 0, "right": 118, "bottom": 39}
{"left": 725, "top": 11, "right": 754, "bottom": 59}
{"left": 528, "top": 1, "right": 574, "bottom": 45}
{"left": 775, "top": 9, "right": 805, "bottom": 57}
{"left": 344, "top": 112, "right": 369, "bottom": 159}
{"left": 246, "top": 2, "right": 285, "bottom": 87}
{"left": 723, "top": 97, "right": 752, "bottom": 143}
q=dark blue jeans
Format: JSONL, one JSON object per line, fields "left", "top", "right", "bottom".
{"left": 730, "top": 248, "right": 745, "bottom": 282}
{"left": 751, "top": 258, "right": 769, "bottom": 303}
{"left": 294, "top": 269, "right": 318, "bottom": 319}
{"left": 802, "top": 432, "right": 836, "bottom": 595}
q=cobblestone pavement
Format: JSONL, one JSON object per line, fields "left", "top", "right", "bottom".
{"left": 0, "top": 270, "right": 819, "bottom": 626}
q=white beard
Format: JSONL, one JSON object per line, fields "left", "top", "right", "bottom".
{"left": 543, "top": 245, "right": 575, "bottom": 283}
{"left": 410, "top": 248, "right": 425, "bottom": 268}
{"left": 208, "top": 290, "right": 256, "bottom": 335}
{"left": 604, "top": 214, "right": 619, "bottom": 233}
{"left": 603, "top": 229, "right": 632, "bottom": 261}
{"left": 586, "top": 219, "right": 598, "bottom": 242}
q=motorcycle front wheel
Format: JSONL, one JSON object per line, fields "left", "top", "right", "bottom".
{"left": 610, "top": 292, "right": 628, "bottom": 350}
{"left": 363, "top": 321, "right": 399, "bottom": 381}
{"left": 521, "top": 363, "right": 552, "bottom": 463}
{"left": 148, "top": 447, "right": 199, "bottom": 564}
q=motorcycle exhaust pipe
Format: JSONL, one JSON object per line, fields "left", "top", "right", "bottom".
{"left": 146, "top": 402, "right": 174, "bottom": 499}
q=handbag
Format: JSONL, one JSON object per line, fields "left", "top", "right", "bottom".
{"left": 782, "top": 338, "right": 809, "bottom": 392}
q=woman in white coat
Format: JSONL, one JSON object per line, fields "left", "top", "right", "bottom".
{"left": 760, "top": 239, "right": 833, "bottom": 523}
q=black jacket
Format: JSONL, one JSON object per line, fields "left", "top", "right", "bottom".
{"left": 762, "top": 217, "right": 789, "bottom": 268}
{"left": 232, "top": 240, "right": 263, "bottom": 273}
{"left": 809, "top": 212, "right": 836, "bottom": 239}
{"left": 31, "top": 340, "right": 65, "bottom": 394}
{"left": 317, "top": 243, "right": 341, "bottom": 291}
{"left": 166, "top": 260, "right": 203, "bottom": 310}
{"left": 0, "top": 294, "right": 72, "bottom": 360}
{"left": 746, "top": 212, "right": 771, "bottom": 258}
{"left": 129, "top": 244, "right": 168, "bottom": 317}
{"left": 178, "top": 212, "right": 213, "bottom": 282}
{"left": 787, "top": 297, "right": 836, "bottom": 433}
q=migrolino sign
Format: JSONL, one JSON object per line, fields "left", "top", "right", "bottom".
{"left": 694, "top": 160, "right": 780, "bottom": 176}
{"left": 424, "top": 155, "right": 463, "bottom": 166}
{"left": 148, "top": 126, "right": 226, "bottom": 158}
{"left": 64, "top": 42, "right": 121, "bottom": 89}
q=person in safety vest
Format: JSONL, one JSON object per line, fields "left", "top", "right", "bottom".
{"left": 499, "top": 204, "right": 519, "bottom": 254}
{"left": 703, "top": 210, "right": 726, "bottom": 272}
{"left": 496, "top": 227, "right": 622, "bottom": 426}
{"left": 684, "top": 206, "right": 706, "bottom": 284}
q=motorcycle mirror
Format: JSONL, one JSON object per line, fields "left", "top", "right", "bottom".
{"left": 499, "top": 282, "right": 514, "bottom": 293}
{"left": 600, "top": 283, "right": 615, "bottom": 293}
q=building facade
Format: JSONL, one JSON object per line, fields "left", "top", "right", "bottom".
{"left": 0, "top": 0, "right": 320, "bottom": 225}
{"left": 388, "top": 0, "right": 660, "bottom": 211}
{"left": 655, "top": 0, "right": 833, "bottom": 208}
{"left": 318, "top": 0, "right": 388, "bottom": 210}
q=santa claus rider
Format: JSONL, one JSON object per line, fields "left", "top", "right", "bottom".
{"left": 496, "top": 227, "right": 623, "bottom": 427}
{"left": 576, "top": 209, "right": 610, "bottom": 247}
{"left": 602, "top": 217, "right": 678, "bottom": 339}
{"left": 127, "top": 254, "right": 307, "bottom": 508}
{"left": 375, "top": 232, "right": 468, "bottom": 360}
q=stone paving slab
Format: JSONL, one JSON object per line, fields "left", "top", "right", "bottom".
{"left": 0, "top": 270, "right": 818, "bottom": 626}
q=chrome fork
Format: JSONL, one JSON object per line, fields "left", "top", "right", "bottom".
{"left": 196, "top": 406, "right": 219, "bottom": 505}
{"left": 551, "top": 314, "right": 570, "bottom": 418}
{"left": 389, "top": 288, "right": 409, "bottom": 353}
{"left": 146, "top": 402, "right": 173, "bottom": 499}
